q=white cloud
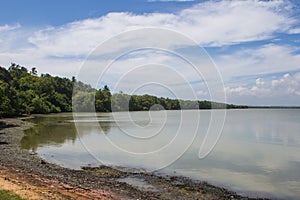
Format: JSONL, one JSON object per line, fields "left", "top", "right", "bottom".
{"left": 217, "top": 44, "right": 300, "bottom": 81}
{"left": 225, "top": 86, "right": 249, "bottom": 96}
{"left": 1, "top": 0, "right": 292, "bottom": 79}
{"left": 0, "top": 1, "right": 296, "bottom": 61}
{"left": 23, "top": 0, "right": 296, "bottom": 58}
{"left": 0, "top": 0, "right": 299, "bottom": 106}
{"left": 0, "top": 24, "right": 20, "bottom": 32}
{"left": 288, "top": 27, "right": 300, "bottom": 34}
{"left": 271, "top": 73, "right": 300, "bottom": 96}
{"left": 76, "top": 49, "right": 212, "bottom": 100}
{"left": 256, "top": 78, "right": 265, "bottom": 86}
{"left": 0, "top": 24, "right": 24, "bottom": 52}
{"left": 225, "top": 72, "right": 300, "bottom": 105}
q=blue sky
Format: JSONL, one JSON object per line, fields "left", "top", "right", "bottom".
{"left": 1, "top": 0, "right": 300, "bottom": 106}
{"left": 0, "top": 0, "right": 198, "bottom": 26}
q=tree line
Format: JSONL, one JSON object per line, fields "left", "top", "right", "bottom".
{"left": 0, "top": 64, "right": 247, "bottom": 117}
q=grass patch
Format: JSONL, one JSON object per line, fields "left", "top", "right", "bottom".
{"left": 0, "top": 190, "right": 26, "bottom": 200}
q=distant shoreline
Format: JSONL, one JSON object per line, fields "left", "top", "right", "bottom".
{"left": 247, "top": 106, "right": 300, "bottom": 109}
{"left": 2, "top": 106, "right": 300, "bottom": 120}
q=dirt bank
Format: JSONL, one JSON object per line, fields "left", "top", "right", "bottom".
{"left": 0, "top": 117, "right": 266, "bottom": 200}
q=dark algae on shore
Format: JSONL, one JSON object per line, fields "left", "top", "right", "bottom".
{"left": 0, "top": 117, "right": 270, "bottom": 199}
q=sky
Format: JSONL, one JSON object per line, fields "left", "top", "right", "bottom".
{"left": 1, "top": 0, "right": 300, "bottom": 106}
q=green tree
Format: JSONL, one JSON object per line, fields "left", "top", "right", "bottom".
{"left": 95, "top": 87, "right": 112, "bottom": 112}
{"left": 18, "top": 90, "right": 36, "bottom": 114}
{"left": 0, "top": 80, "right": 19, "bottom": 117}
{"left": 111, "top": 93, "right": 130, "bottom": 111}
{"left": 31, "top": 96, "right": 51, "bottom": 114}
{"left": 8, "top": 63, "right": 29, "bottom": 89}
{"left": 0, "top": 67, "right": 12, "bottom": 83}
{"left": 73, "top": 91, "right": 95, "bottom": 112}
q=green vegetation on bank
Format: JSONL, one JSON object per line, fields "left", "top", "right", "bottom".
{"left": 0, "top": 64, "right": 76, "bottom": 117}
{"left": 0, "top": 63, "right": 247, "bottom": 117}
{"left": 0, "top": 190, "right": 27, "bottom": 200}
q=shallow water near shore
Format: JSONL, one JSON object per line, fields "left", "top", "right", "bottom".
{"left": 21, "top": 109, "right": 300, "bottom": 199}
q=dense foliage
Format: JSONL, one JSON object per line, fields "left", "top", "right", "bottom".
{"left": 0, "top": 64, "right": 247, "bottom": 117}
{"left": 0, "top": 64, "right": 79, "bottom": 117}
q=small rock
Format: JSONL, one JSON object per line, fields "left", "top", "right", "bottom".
{"left": 63, "top": 184, "right": 73, "bottom": 190}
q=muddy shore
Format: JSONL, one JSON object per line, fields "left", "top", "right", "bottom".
{"left": 0, "top": 117, "right": 267, "bottom": 200}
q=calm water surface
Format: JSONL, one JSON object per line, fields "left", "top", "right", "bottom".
{"left": 21, "top": 109, "right": 300, "bottom": 199}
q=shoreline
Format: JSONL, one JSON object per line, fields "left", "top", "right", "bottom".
{"left": 0, "top": 117, "right": 266, "bottom": 200}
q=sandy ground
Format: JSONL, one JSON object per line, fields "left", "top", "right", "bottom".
{"left": 0, "top": 165, "right": 110, "bottom": 200}
{"left": 0, "top": 168, "right": 50, "bottom": 200}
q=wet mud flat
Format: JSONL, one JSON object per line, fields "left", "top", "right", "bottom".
{"left": 0, "top": 117, "right": 268, "bottom": 199}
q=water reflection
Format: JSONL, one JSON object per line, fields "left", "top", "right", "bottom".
{"left": 221, "top": 109, "right": 300, "bottom": 147}
{"left": 20, "top": 110, "right": 300, "bottom": 199}
{"left": 21, "top": 113, "right": 112, "bottom": 151}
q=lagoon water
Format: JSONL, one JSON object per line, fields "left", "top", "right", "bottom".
{"left": 21, "top": 109, "right": 300, "bottom": 199}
